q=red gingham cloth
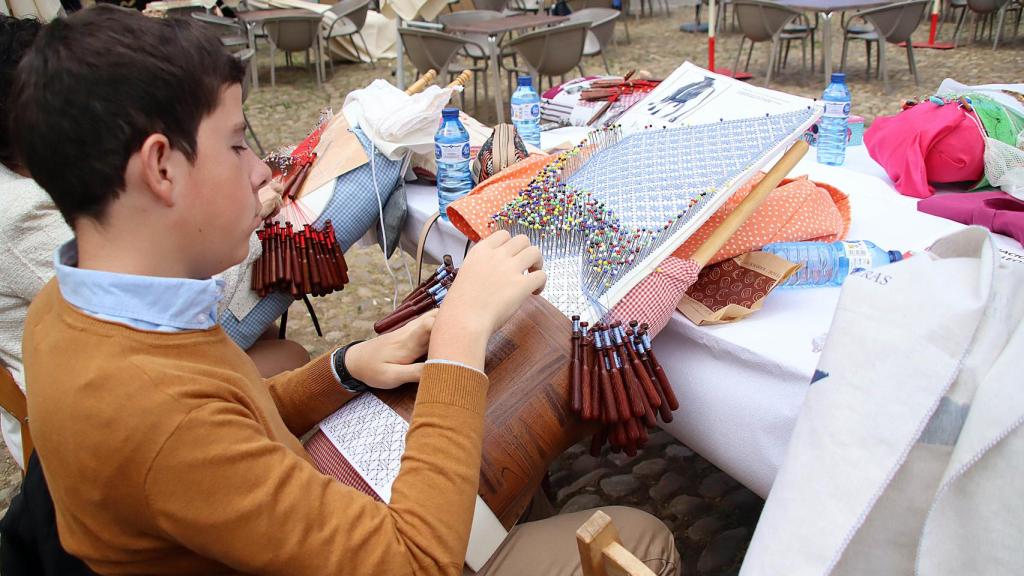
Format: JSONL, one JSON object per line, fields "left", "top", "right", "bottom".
{"left": 611, "top": 256, "right": 700, "bottom": 337}
{"left": 305, "top": 429, "right": 383, "bottom": 502}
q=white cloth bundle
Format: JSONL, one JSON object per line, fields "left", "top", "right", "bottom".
{"left": 741, "top": 226, "right": 1024, "bottom": 576}
{"left": 342, "top": 79, "right": 455, "bottom": 161}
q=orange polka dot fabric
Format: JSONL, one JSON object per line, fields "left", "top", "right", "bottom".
{"left": 610, "top": 173, "right": 851, "bottom": 336}
{"left": 673, "top": 173, "right": 852, "bottom": 265}
{"left": 450, "top": 164, "right": 851, "bottom": 263}
{"left": 446, "top": 164, "right": 850, "bottom": 336}
{"left": 446, "top": 154, "right": 554, "bottom": 242}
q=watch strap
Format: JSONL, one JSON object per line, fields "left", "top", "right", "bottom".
{"left": 333, "top": 341, "right": 369, "bottom": 394}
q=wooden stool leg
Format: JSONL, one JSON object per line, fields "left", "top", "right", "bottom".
{"left": 577, "top": 510, "right": 657, "bottom": 576}
{"left": 0, "top": 365, "right": 31, "bottom": 474}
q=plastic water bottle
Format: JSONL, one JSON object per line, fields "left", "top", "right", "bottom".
{"left": 510, "top": 75, "right": 542, "bottom": 148}
{"left": 816, "top": 72, "right": 851, "bottom": 166}
{"left": 761, "top": 240, "right": 903, "bottom": 288}
{"left": 434, "top": 107, "right": 473, "bottom": 221}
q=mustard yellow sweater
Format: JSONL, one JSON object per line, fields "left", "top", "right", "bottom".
{"left": 24, "top": 280, "right": 488, "bottom": 575}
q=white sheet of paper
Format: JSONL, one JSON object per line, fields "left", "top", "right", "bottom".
{"left": 318, "top": 394, "right": 508, "bottom": 570}
{"left": 616, "top": 61, "right": 815, "bottom": 133}
{"left": 319, "top": 394, "right": 408, "bottom": 502}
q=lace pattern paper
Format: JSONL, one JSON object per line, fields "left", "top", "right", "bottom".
{"left": 318, "top": 394, "right": 409, "bottom": 503}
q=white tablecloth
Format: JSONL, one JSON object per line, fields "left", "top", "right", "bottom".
{"left": 401, "top": 143, "right": 1020, "bottom": 497}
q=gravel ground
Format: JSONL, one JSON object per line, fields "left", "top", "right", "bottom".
{"left": 1, "top": 6, "right": 1021, "bottom": 573}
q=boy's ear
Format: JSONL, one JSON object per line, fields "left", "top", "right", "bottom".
{"left": 136, "top": 134, "right": 179, "bottom": 208}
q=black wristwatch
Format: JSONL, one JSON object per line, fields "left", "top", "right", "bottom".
{"left": 333, "top": 341, "right": 369, "bottom": 394}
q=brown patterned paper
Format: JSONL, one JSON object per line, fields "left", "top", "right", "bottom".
{"left": 677, "top": 251, "right": 801, "bottom": 325}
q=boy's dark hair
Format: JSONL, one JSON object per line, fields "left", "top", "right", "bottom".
{"left": 10, "top": 5, "right": 245, "bottom": 225}
{"left": 0, "top": 15, "right": 42, "bottom": 170}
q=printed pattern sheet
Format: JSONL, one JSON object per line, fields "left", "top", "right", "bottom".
{"left": 318, "top": 394, "right": 409, "bottom": 503}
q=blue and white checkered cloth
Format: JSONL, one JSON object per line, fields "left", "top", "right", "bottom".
{"left": 220, "top": 128, "right": 403, "bottom": 349}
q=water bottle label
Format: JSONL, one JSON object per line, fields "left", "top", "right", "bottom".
{"left": 823, "top": 101, "right": 850, "bottom": 117}
{"left": 511, "top": 102, "right": 540, "bottom": 122}
{"left": 435, "top": 142, "right": 470, "bottom": 163}
{"left": 841, "top": 241, "right": 872, "bottom": 271}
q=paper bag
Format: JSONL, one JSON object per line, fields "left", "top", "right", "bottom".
{"left": 677, "top": 251, "right": 800, "bottom": 325}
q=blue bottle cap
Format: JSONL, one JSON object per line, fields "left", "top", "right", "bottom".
{"left": 888, "top": 250, "right": 903, "bottom": 262}
{"left": 830, "top": 72, "right": 846, "bottom": 84}
{"left": 441, "top": 107, "right": 460, "bottom": 119}
{"left": 517, "top": 75, "right": 533, "bottom": 88}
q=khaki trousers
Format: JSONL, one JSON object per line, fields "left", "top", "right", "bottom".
{"left": 473, "top": 507, "right": 680, "bottom": 576}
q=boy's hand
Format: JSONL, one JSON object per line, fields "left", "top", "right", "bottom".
{"left": 344, "top": 309, "right": 436, "bottom": 390}
{"left": 428, "top": 231, "right": 546, "bottom": 371}
{"left": 258, "top": 180, "right": 285, "bottom": 219}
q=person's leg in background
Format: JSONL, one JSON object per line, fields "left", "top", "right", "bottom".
{"left": 478, "top": 506, "right": 680, "bottom": 576}
{"left": 245, "top": 326, "right": 311, "bottom": 378}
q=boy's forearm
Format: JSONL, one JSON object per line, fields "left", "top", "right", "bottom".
{"left": 265, "top": 351, "right": 354, "bottom": 435}
{"left": 146, "top": 365, "right": 487, "bottom": 576}
{"left": 427, "top": 310, "right": 490, "bottom": 372}
{"left": 387, "top": 362, "right": 490, "bottom": 574}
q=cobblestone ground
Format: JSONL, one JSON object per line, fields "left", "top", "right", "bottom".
{"left": 1, "top": 6, "right": 1021, "bottom": 573}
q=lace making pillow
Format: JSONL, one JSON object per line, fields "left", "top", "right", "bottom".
{"left": 220, "top": 128, "right": 403, "bottom": 349}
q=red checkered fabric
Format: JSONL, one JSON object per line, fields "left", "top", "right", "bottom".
{"left": 305, "top": 429, "right": 382, "bottom": 502}
{"left": 611, "top": 256, "right": 700, "bottom": 337}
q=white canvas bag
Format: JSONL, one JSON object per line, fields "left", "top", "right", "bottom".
{"left": 741, "top": 226, "right": 1024, "bottom": 576}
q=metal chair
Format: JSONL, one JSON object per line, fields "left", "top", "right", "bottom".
{"left": 438, "top": 10, "right": 508, "bottom": 107}
{"left": 1014, "top": 0, "right": 1024, "bottom": 36}
{"left": 937, "top": 0, "right": 968, "bottom": 39}
{"left": 840, "top": 10, "right": 877, "bottom": 73}
{"left": 323, "top": 0, "right": 375, "bottom": 69}
{"left": 779, "top": 14, "right": 815, "bottom": 73}
{"left": 570, "top": 0, "right": 631, "bottom": 43}
{"left": 234, "top": 48, "right": 266, "bottom": 156}
{"left": 567, "top": 8, "right": 620, "bottom": 74}
{"left": 263, "top": 13, "right": 325, "bottom": 87}
{"left": 191, "top": 11, "right": 250, "bottom": 52}
{"left": 504, "top": 21, "right": 589, "bottom": 92}
{"left": 634, "top": 0, "right": 670, "bottom": 18}
{"left": 472, "top": 0, "right": 515, "bottom": 13}
{"left": 165, "top": 4, "right": 207, "bottom": 17}
{"left": 398, "top": 27, "right": 488, "bottom": 108}
{"left": 841, "top": 0, "right": 928, "bottom": 92}
{"left": 731, "top": 0, "right": 804, "bottom": 86}
{"left": 694, "top": 0, "right": 733, "bottom": 33}
{"left": 952, "top": 0, "right": 1015, "bottom": 48}
{"left": 508, "top": 0, "right": 544, "bottom": 12}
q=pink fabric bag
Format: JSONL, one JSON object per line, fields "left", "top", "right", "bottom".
{"left": 865, "top": 102, "right": 985, "bottom": 198}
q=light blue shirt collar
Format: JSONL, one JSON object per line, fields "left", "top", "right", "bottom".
{"left": 54, "top": 241, "right": 224, "bottom": 332}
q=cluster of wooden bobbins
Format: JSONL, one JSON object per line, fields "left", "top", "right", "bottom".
{"left": 252, "top": 220, "right": 349, "bottom": 298}
{"left": 280, "top": 152, "right": 316, "bottom": 200}
{"left": 373, "top": 256, "right": 457, "bottom": 334}
{"left": 570, "top": 317, "right": 679, "bottom": 457}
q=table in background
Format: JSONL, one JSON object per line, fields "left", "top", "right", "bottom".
{"left": 778, "top": 0, "right": 891, "bottom": 86}
{"left": 444, "top": 14, "right": 568, "bottom": 123}
{"left": 401, "top": 141, "right": 1018, "bottom": 497}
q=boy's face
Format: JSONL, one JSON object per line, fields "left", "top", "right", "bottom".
{"left": 181, "top": 83, "right": 270, "bottom": 277}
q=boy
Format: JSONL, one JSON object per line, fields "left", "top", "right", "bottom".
{"left": 0, "top": 14, "right": 307, "bottom": 471}
{"left": 14, "top": 6, "right": 678, "bottom": 575}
